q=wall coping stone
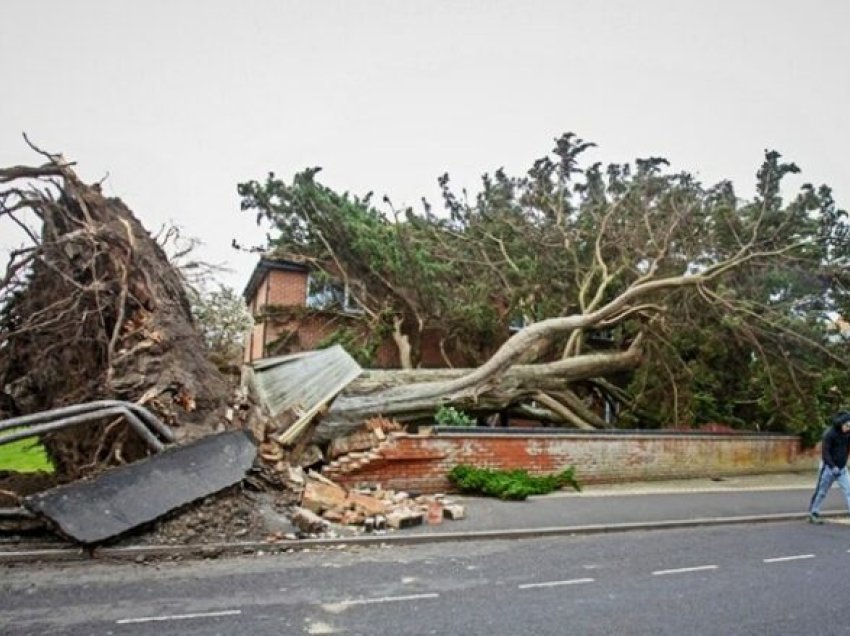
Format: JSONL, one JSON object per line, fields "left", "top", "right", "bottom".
{"left": 433, "top": 427, "right": 801, "bottom": 441}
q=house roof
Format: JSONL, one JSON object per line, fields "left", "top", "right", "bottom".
{"left": 242, "top": 257, "right": 310, "bottom": 302}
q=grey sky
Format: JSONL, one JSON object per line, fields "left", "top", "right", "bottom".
{"left": 2, "top": 0, "right": 848, "bottom": 292}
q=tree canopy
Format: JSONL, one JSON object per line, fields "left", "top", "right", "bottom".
{"left": 239, "top": 133, "right": 850, "bottom": 439}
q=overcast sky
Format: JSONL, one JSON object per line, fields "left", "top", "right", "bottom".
{"left": 2, "top": 0, "right": 848, "bottom": 293}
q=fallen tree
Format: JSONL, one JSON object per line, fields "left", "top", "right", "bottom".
{"left": 0, "top": 139, "right": 231, "bottom": 479}
{"left": 314, "top": 249, "right": 797, "bottom": 441}
{"left": 241, "top": 134, "right": 849, "bottom": 441}
{"left": 334, "top": 344, "right": 644, "bottom": 430}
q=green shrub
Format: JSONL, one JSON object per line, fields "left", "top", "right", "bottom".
{"left": 448, "top": 464, "right": 581, "bottom": 500}
{"left": 435, "top": 405, "right": 476, "bottom": 427}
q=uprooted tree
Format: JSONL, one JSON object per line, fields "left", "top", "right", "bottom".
{"left": 0, "top": 139, "right": 231, "bottom": 479}
{"left": 1, "top": 132, "right": 845, "bottom": 478}
{"left": 239, "top": 133, "right": 850, "bottom": 440}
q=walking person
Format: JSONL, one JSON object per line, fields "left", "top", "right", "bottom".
{"left": 808, "top": 410, "right": 850, "bottom": 524}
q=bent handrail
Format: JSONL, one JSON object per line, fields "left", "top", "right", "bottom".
{"left": 0, "top": 400, "right": 175, "bottom": 442}
{"left": 0, "top": 401, "right": 174, "bottom": 452}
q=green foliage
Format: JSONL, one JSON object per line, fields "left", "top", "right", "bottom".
{"left": 799, "top": 422, "right": 826, "bottom": 449}
{"left": 188, "top": 284, "right": 252, "bottom": 372}
{"left": 0, "top": 435, "right": 53, "bottom": 473}
{"left": 240, "top": 132, "right": 850, "bottom": 435}
{"left": 263, "top": 328, "right": 298, "bottom": 357}
{"left": 316, "top": 327, "right": 380, "bottom": 367}
{"left": 448, "top": 464, "right": 581, "bottom": 500}
{"left": 435, "top": 405, "right": 476, "bottom": 427}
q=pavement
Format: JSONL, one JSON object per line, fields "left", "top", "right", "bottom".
{"left": 405, "top": 470, "right": 839, "bottom": 537}
{"left": 3, "top": 470, "right": 848, "bottom": 564}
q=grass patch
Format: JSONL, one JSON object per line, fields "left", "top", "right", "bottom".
{"left": 448, "top": 464, "right": 581, "bottom": 500}
{"left": 0, "top": 434, "right": 54, "bottom": 473}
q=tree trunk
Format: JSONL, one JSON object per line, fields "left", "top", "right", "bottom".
{"left": 314, "top": 345, "right": 642, "bottom": 441}
{"left": 391, "top": 316, "right": 413, "bottom": 370}
{"left": 314, "top": 249, "right": 753, "bottom": 441}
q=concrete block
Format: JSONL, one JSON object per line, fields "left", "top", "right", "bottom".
{"left": 443, "top": 504, "right": 466, "bottom": 520}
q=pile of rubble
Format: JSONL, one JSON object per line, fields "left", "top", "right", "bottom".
{"left": 132, "top": 485, "right": 269, "bottom": 546}
{"left": 158, "top": 415, "right": 468, "bottom": 543}
{"left": 270, "top": 416, "right": 467, "bottom": 536}
{"left": 254, "top": 415, "right": 400, "bottom": 474}
{"left": 286, "top": 469, "right": 465, "bottom": 537}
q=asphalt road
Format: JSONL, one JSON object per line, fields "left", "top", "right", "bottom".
{"left": 3, "top": 520, "right": 850, "bottom": 635}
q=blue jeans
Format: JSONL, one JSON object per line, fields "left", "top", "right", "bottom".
{"left": 809, "top": 462, "right": 850, "bottom": 514}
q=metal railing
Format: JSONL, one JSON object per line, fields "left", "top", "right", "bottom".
{"left": 0, "top": 400, "right": 175, "bottom": 452}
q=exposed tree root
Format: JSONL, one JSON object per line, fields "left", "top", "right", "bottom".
{"left": 1, "top": 140, "right": 230, "bottom": 479}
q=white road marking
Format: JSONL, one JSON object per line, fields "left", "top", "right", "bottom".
{"left": 306, "top": 619, "right": 341, "bottom": 635}
{"left": 763, "top": 554, "right": 815, "bottom": 563}
{"left": 327, "top": 593, "right": 440, "bottom": 607}
{"left": 652, "top": 565, "right": 718, "bottom": 576}
{"left": 518, "top": 578, "right": 595, "bottom": 589}
{"left": 116, "top": 609, "right": 242, "bottom": 624}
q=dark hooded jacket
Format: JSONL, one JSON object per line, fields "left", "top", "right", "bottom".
{"left": 821, "top": 411, "right": 850, "bottom": 470}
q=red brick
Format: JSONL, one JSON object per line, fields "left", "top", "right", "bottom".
{"left": 326, "top": 432, "right": 817, "bottom": 494}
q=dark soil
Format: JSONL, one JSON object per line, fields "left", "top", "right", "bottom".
{"left": 0, "top": 471, "right": 59, "bottom": 506}
{"left": 113, "top": 486, "right": 289, "bottom": 546}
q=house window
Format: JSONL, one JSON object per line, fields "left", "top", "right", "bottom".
{"left": 306, "top": 275, "right": 362, "bottom": 313}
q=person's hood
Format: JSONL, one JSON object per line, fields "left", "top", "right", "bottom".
{"left": 831, "top": 410, "right": 850, "bottom": 432}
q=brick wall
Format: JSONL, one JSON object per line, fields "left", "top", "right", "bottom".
{"left": 263, "top": 269, "right": 308, "bottom": 307}
{"left": 323, "top": 431, "right": 817, "bottom": 494}
{"left": 246, "top": 323, "right": 265, "bottom": 363}
{"left": 245, "top": 269, "right": 310, "bottom": 363}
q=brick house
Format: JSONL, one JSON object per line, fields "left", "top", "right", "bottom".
{"left": 243, "top": 257, "right": 619, "bottom": 374}
{"left": 242, "top": 257, "right": 457, "bottom": 367}
{"left": 243, "top": 258, "right": 307, "bottom": 363}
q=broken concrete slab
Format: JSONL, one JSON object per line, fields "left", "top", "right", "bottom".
{"left": 23, "top": 431, "right": 256, "bottom": 544}
{"left": 443, "top": 504, "right": 466, "bottom": 520}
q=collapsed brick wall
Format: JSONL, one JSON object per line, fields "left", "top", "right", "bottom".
{"left": 323, "top": 432, "right": 817, "bottom": 494}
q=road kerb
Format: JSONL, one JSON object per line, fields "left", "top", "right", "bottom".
{"left": 0, "top": 510, "right": 844, "bottom": 565}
